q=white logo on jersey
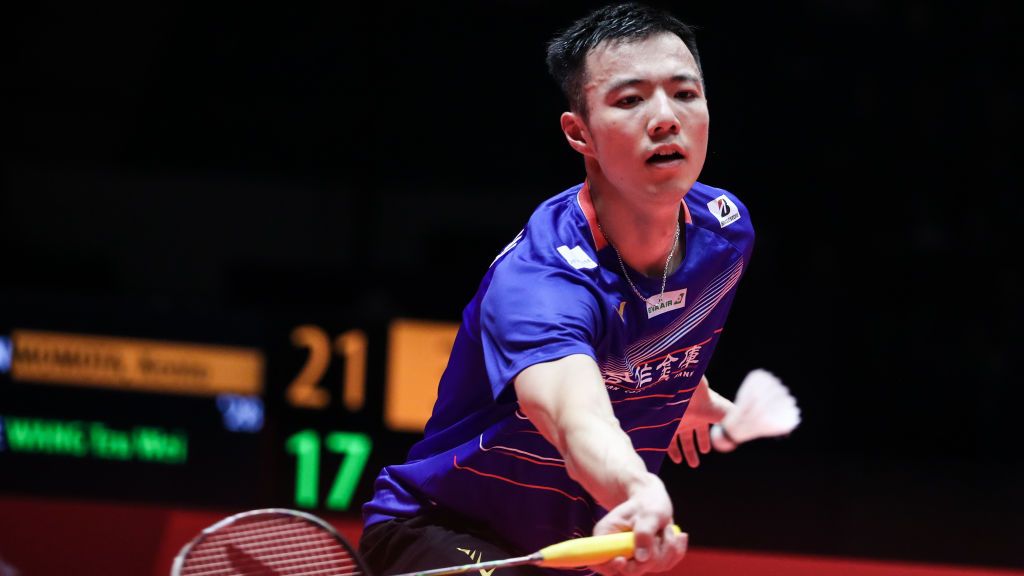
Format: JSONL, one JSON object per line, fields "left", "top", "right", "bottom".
{"left": 557, "top": 245, "right": 598, "bottom": 270}
{"left": 706, "top": 195, "right": 741, "bottom": 228}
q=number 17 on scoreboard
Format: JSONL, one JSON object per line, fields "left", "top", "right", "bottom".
{"left": 285, "top": 429, "right": 372, "bottom": 511}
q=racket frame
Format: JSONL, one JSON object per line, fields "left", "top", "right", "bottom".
{"left": 171, "top": 507, "right": 368, "bottom": 576}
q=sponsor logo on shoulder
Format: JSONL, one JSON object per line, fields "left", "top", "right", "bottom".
{"left": 557, "top": 245, "right": 598, "bottom": 270}
{"left": 707, "top": 195, "right": 741, "bottom": 228}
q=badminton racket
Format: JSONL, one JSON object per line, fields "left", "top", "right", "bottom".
{"left": 171, "top": 508, "right": 367, "bottom": 576}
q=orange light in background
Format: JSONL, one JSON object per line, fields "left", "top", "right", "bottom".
{"left": 384, "top": 318, "right": 459, "bottom": 432}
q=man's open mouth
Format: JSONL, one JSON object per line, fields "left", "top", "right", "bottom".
{"left": 647, "top": 150, "right": 685, "bottom": 164}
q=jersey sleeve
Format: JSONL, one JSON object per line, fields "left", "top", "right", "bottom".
{"left": 480, "top": 250, "right": 601, "bottom": 402}
{"left": 720, "top": 191, "right": 755, "bottom": 265}
{"left": 689, "top": 182, "right": 755, "bottom": 265}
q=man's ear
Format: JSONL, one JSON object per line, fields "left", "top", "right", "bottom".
{"left": 560, "top": 111, "right": 594, "bottom": 157}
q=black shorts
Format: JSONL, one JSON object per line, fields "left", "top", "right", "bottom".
{"left": 359, "top": 514, "right": 547, "bottom": 576}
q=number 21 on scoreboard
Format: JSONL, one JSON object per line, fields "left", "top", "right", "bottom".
{"left": 286, "top": 325, "right": 366, "bottom": 411}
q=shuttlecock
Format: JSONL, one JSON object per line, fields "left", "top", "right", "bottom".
{"left": 711, "top": 368, "right": 800, "bottom": 452}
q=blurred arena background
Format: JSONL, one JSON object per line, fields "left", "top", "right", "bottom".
{"left": 2, "top": 1, "right": 1021, "bottom": 574}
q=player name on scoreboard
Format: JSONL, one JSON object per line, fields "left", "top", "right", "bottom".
{"left": 9, "top": 330, "right": 264, "bottom": 397}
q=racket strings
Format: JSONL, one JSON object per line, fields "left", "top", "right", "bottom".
{"left": 179, "top": 515, "right": 363, "bottom": 576}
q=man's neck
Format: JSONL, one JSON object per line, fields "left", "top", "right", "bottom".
{"left": 589, "top": 175, "right": 686, "bottom": 278}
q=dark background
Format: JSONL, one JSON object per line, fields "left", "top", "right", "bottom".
{"left": 3, "top": 0, "right": 1021, "bottom": 570}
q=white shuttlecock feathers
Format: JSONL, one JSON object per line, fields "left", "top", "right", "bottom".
{"left": 712, "top": 368, "right": 800, "bottom": 452}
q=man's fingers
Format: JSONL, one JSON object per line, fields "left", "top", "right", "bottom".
{"left": 660, "top": 527, "right": 688, "bottom": 570}
{"left": 642, "top": 525, "right": 688, "bottom": 573}
{"left": 681, "top": 430, "right": 700, "bottom": 468}
{"left": 630, "top": 516, "right": 661, "bottom": 563}
{"left": 592, "top": 501, "right": 636, "bottom": 536}
{"left": 619, "top": 526, "right": 689, "bottom": 575}
{"left": 665, "top": 524, "right": 688, "bottom": 554}
{"left": 671, "top": 425, "right": 715, "bottom": 467}
{"left": 696, "top": 424, "right": 712, "bottom": 454}
{"left": 668, "top": 432, "right": 683, "bottom": 464}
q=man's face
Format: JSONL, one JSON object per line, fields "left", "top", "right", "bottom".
{"left": 576, "top": 32, "right": 709, "bottom": 200}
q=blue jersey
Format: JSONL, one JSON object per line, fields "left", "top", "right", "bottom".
{"left": 364, "top": 181, "right": 754, "bottom": 557}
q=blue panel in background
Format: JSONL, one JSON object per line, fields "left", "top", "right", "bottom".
{"left": 0, "top": 337, "right": 10, "bottom": 374}
{"left": 216, "top": 395, "right": 264, "bottom": 433}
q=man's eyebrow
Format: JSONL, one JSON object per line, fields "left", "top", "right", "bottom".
{"left": 607, "top": 74, "right": 703, "bottom": 93}
{"left": 671, "top": 74, "right": 702, "bottom": 85}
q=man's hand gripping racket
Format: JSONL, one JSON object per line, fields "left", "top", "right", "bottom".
{"left": 391, "top": 525, "right": 685, "bottom": 576}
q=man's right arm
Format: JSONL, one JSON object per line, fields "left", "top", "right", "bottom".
{"left": 514, "top": 353, "right": 688, "bottom": 575}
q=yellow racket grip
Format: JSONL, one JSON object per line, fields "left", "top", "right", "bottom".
{"left": 537, "top": 525, "right": 683, "bottom": 567}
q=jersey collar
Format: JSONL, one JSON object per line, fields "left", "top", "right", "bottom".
{"left": 576, "top": 180, "right": 693, "bottom": 252}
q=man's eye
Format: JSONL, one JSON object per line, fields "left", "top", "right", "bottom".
{"left": 676, "top": 90, "right": 699, "bottom": 100}
{"left": 616, "top": 95, "right": 642, "bottom": 107}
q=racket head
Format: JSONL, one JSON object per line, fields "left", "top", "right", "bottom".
{"left": 171, "top": 508, "right": 370, "bottom": 576}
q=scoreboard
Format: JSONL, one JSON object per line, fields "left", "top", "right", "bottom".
{"left": 0, "top": 317, "right": 459, "bottom": 517}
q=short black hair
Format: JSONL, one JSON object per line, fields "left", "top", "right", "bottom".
{"left": 546, "top": 2, "right": 702, "bottom": 116}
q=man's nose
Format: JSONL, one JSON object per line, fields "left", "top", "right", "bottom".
{"left": 648, "top": 92, "right": 681, "bottom": 138}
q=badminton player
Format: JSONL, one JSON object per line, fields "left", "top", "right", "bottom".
{"left": 362, "top": 4, "right": 756, "bottom": 575}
